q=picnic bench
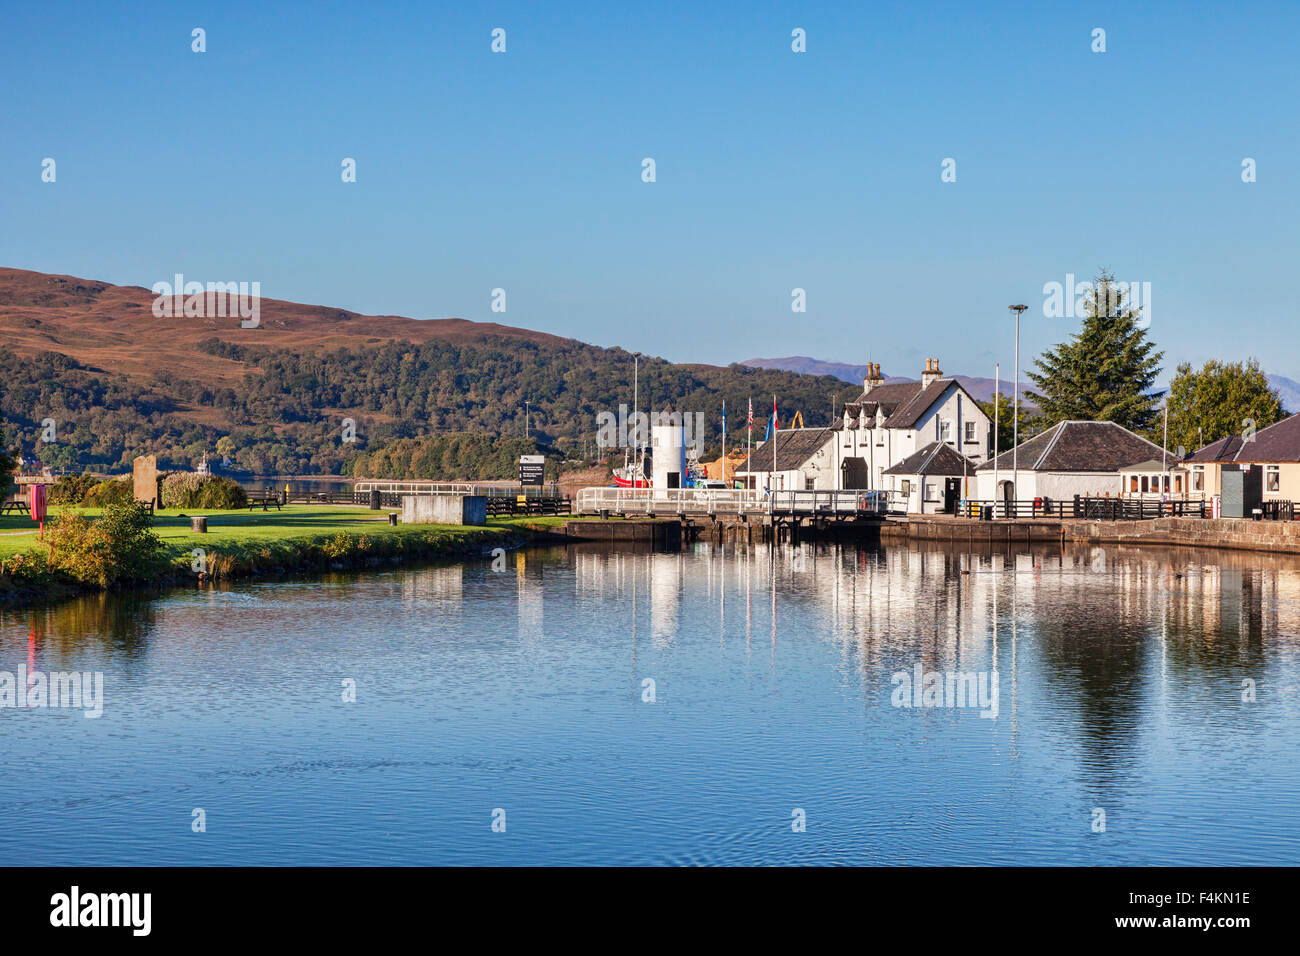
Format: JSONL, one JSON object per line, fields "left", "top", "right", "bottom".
{"left": 1, "top": 498, "right": 29, "bottom": 516}
{"left": 248, "top": 491, "right": 282, "bottom": 511}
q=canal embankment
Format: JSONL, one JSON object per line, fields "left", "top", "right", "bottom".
{"left": 0, "top": 506, "right": 571, "bottom": 608}
{"left": 885, "top": 514, "right": 1300, "bottom": 555}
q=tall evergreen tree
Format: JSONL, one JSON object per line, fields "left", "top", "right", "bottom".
{"left": 1025, "top": 270, "right": 1163, "bottom": 433}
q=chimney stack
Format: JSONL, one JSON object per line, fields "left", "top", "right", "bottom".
{"left": 921, "top": 357, "right": 943, "bottom": 388}
{"left": 863, "top": 362, "right": 885, "bottom": 393}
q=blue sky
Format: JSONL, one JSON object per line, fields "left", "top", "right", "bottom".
{"left": 2, "top": 1, "right": 1297, "bottom": 381}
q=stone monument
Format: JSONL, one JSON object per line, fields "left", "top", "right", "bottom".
{"left": 132, "top": 454, "right": 160, "bottom": 507}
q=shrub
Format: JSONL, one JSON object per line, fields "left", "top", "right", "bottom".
{"left": 44, "top": 500, "right": 167, "bottom": 588}
{"left": 48, "top": 472, "right": 100, "bottom": 505}
{"left": 160, "top": 473, "right": 248, "bottom": 509}
{"left": 82, "top": 476, "right": 135, "bottom": 507}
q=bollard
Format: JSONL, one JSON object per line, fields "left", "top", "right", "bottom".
{"left": 370, "top": 489, "right": 382, "bottom": 510}
{"left": 190, "top": 516, "right": 208, "bottom": 533}
{"left": 388, "top": 512, "right": 398, "bottom": 526}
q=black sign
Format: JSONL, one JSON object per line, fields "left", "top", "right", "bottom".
{"left": 518, "top": 455, "right": 544, "bottom": 486}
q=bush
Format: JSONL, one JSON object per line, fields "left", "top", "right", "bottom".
{"left": 44, "top": 501, "right": 166, "bottom": 588}
{"left": 160, "top": 473, "right": 248, "bottom": 509}
{"left": 48, "top": 472, "right": 100, "bottom": 505}
{"left": 82, "top": 476, "right": 135, "bottom": 507}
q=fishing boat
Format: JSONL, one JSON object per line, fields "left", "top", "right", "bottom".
{"left": 613, "top": 448, "right": 651, "bottom": 487}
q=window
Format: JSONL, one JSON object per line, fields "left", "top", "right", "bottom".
{"left": 1129, "top": 476, "right": 1139, "bottom": 493}
{"left": 939, "top": 421, "right": 952, "bottom": 443}
{"left": 924, "top": 482, "right": 938, "bottom": 501}
{"left": 1193, "top": 466, "right": 1204, "bottom": 492}
{"left": 964, "top": 421, "right": 977, "bottom": 443}
{"left": 805, "top": 477, "right": 815, "bottom": 490}
{"left": 1175, "top": 474, "right": 1184, "bottom": 494}
{"left": 1141, "top": 476, "right": 1149, "bottom": 493}
{"left": 900, "top": 480, "right": 912, "bottom": 496}
{"left": 1267, "top": 466, "right": 1280, "bottom": 493}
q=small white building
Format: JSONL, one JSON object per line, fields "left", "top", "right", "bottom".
{"left": 975, "top": 420, "right": 1168, "bottom": 506}
{"left": 735, "top": 427, "right": 836, "bottom": 491}
{"left": 883, "top": 441, "right": 983, "bottom": 514}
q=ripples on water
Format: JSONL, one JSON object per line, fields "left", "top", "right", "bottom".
{"left": 2, "top": 540, "right": 1298, "bottom": 865}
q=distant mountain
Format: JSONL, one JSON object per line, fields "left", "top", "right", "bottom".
{"left": 1267, "top": 375, "right": 1300, "bottom": 414}
{"left": 743, "top": 356, "right": 1024, "bottom": 404}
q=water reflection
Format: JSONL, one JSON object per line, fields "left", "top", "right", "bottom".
{"left": 2, "top": 539, "right": 1298, "bottom": 865}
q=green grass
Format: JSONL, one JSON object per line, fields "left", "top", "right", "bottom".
{"left": 0, "top": 506, "right": 569, "bottom": 559}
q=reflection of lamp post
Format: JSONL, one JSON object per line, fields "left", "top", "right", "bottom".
{"left": 1009, "top": 304, "right": 1028, "bottom": 502}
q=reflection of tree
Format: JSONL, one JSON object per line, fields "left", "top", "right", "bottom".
{"left": 1029, "top": 593, "right": 1153, "bottom": 762}
{"left": 1160, "top": 568, "right": 1267, "bottom": 674}
{"left": 25, "top": 590, "right": 157, "bottom": 665}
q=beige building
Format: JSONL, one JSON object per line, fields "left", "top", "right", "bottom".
{"left": 1186, "top": 414, "right": 1300, "bottom": 501}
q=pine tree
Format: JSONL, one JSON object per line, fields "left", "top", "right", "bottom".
{"left": 1025, "top": 271, "right": 1163, "bottom": 433}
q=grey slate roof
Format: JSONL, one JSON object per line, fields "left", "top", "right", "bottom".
{"left": 1122, "top": 458, "right": 1187, "bottom": 472}
{"left": 1231, "top": 414, "right": 1300, "bottom": 463}
{"left": 1185, "top": 434, "right": 1244, "bottom": 463}
{"left": 735, "top": 427, "right": 832, "bottom": 474}
{"left": 976, "top": 420, "right": 1166, "bottom": 473}
{"left": 883, "top": 441, "right": 981, "bottom": 477}
{"left": 847, "top": 378, "right": 966, "bottom": 430}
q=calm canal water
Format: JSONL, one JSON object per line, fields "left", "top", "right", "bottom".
{"left": 2, "top": 540, "right": 1298, "bottom": 866}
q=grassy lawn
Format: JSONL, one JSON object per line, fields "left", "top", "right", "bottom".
{"left": 0, "top": 506, "right": 569, "bottom": 559}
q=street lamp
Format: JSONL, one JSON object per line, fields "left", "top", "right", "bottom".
{"left": 524, "top": 400, "right": 530, "bottom": 440}
{"left": 1009, "top": 304, "right": 1029, "bottom": 505}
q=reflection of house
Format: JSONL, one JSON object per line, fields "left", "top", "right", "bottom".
{"left": 975, "top": 420, "right": 1167, "bottom": 504}
{"left": 735, "top": 427, "right": 835, "bottom": 491}
{"left": 1186, "top": 414, "right": 1300, "bottom": 500}
{"left": 883, "top": 442, "right": 982, "bottom": 514}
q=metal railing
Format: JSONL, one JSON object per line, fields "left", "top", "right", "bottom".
{"left": 957, "top": 497, "right": 1211, "bottom": 520}
{"left": 576, "top": 487, "right": 765, "bottom": 515}
{"left": 354, "top": 480, "right": 562, "bottom": 497}
{"left": 769, "top": 489, "right": 908, "bottom": 516}
{"left": 575, "top": 486, "right": 905, "bottom": 517}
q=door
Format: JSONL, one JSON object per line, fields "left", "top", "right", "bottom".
{"left": 943, "top": 477, "right": 960, "bottom": 515}
{"left": 840, "top": 456, "right": 869, "bottom": 490}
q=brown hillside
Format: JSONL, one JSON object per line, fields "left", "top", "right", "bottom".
{"left": 0, "top": 267, "right": 584, "bottom": 388}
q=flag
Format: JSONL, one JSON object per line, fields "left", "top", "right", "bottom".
{"left": 747, "top": 398, "right": 753, "bottom": 432}
{"left": 721, "top": 400, "right": 726, "bottom": 447}
{"left": 772, "top": 396, "right": 779, "bottom": 432}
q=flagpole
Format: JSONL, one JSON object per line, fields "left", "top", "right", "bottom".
{"left": 722, "top": 400, "right": 727, "bottom": 481}
{"left": 747, "top": 396, "right": 752, "bottom": 491}
{"left": 772, "top": 394, "right": 777, "bottom": 492}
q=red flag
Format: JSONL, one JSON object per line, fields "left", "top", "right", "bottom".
{"left": 772, "top": 396, "right": 779, "bottom": 432}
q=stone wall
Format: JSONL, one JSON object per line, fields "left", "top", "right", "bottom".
{"left": 1066, "top": 517, "right": 1300, "bottom": 554}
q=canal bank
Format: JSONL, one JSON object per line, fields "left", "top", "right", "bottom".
{"left": 0, "top": 507, "right": 572, "bottom": 608}
{"left": 561, "top": 511, "right": 1300, "bottom": 557}
{"left": 881, "top": 513, "right": 1300, "bottom": 556}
